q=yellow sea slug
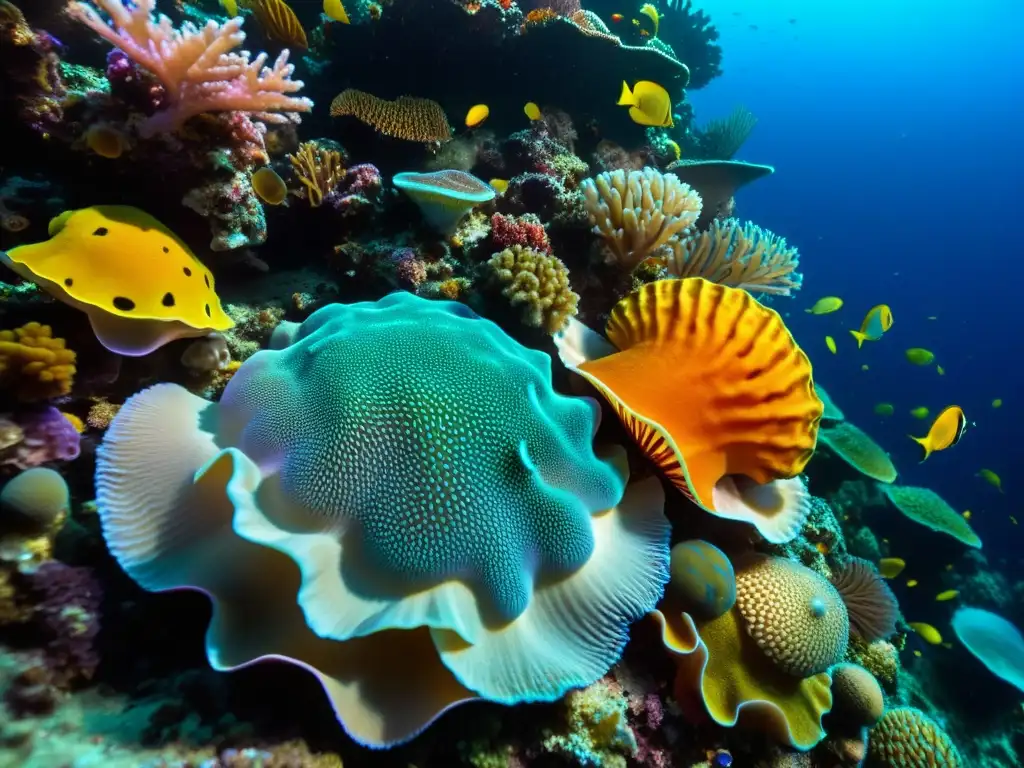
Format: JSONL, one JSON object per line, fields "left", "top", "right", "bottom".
{"left": 0, "top": 206, "right": 233, "bottom": 356}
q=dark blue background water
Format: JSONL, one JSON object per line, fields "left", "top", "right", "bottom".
{"left": 688, "top": 0, "right": 1023, "bottom": 564}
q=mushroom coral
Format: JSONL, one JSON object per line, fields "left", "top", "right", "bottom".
{"left": 554, "top": 277, "right": 821, "bottom": 544}
{"left": 394, "top": 170, "right": 495, "bottom": 235}
{"left": 93, "top": 292, "right": 670, "bottom": 747}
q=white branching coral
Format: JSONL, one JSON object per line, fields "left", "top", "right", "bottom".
{"left": 582, "top": 168, "right": 702, "bottom": 271}
{"left": 664, "top": 218, "right": 803, "bottom": 296}
{"left": 67, "top": 0, "right": 313, "bottom": 137}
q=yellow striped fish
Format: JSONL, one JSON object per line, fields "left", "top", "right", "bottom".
{"left": 240, "top": 0, "right": 308, "bottom": 49}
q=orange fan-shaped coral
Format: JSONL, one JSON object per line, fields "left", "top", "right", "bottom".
{"left": 288, "top": 140, "right": 345, "bottom": 207}
{"left": 329, "top": 89, "right": 452, "bottom": 143}
{"left": 0, "top": 322, "right": 77, "bottom": 400}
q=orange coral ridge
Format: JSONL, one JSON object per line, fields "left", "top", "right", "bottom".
{"left": 0, "top": 322, "right": 77, "bottom": 401}
{"left": 288, "top": 141, "right": 345, "bottom": 207}
{"left": 575, "top": 278, "right": 821, "bottom": 511}
{"left": 329, "top": 89, "right": 452, "bottom": 143}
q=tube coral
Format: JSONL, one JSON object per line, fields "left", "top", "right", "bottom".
{"left": 67, "top": 0, "right": 312, "bottom": 137}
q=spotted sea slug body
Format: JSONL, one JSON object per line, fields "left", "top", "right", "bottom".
{"left": 93, "top": 292, "right": 670, "bottom": 747}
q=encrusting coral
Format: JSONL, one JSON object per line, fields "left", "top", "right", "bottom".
{"left": 93, "top": 292, "right": 671, "bottom": 747}
{"left": 582, "top": 168, "right": 702, "bottom": 271}
{"left": 66, "top": 0, "right": 312, "bottom": 137}
{"left": 487, "top": 244, "right": 580, "bottom": 334}
{"left": 664, "top": 218, "right": 803, "bottom": 296}
{"left": 329, "top": 89, "right": 452, "bottom": 143}
{"left": 0, "top": 322, "right": 76, "bottom": 401}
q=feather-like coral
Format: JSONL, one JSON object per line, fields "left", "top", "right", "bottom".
{"left": 66, "top": 0, "right": 312, "bottom": 137}
{"left": 582, "top": 168, "right": 702, "bottom": 271}
{"left": 831, "top": 558, "right": 900, "bottom": 642}
{"left": 288, "top": 140, "right": 344, "bottom": 207}
{"left": 664, "top": 218, "right": 802, "bottom": 295}
{"left": 0, "top": 322, "right": 76, "bottom": 401}
{"left": 488, "top": 244, "right": 580, "bottom": 334}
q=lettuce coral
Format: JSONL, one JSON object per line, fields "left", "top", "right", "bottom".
{"left": 94, "top": 292, "right": 670, "bottom": 747}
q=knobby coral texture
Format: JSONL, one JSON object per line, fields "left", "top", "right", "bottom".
{"left": 0, "top": 0, "right": 995, "bottom": 765}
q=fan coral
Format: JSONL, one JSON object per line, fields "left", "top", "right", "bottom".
{"left": 582, "top": 169, "right": 702, "bottom": 271}
{"left": 818, "top": 421, "right": 898, "bottom": 483}
{"left": 288, "top": 140, "right": 345, "bottom": 207}
{"left": 668, "top": 540, "right": 735, "bottom": 620}
{"left": 830, "top": 662, "right": 884, "bottom": 727}
{"left": 733, "top": 555, "right": 849, "bottom": 678}
{"left": 488, "top": 245, "right": 579, "bottom": 334}
{"left": 0, "top": 322, "right": 76, "bottom": 401}
{"left": 689, "top": 106, "right": 758, "bottom": 160}
{"left": 867, "top": 707, "right": 962, "bottom": 768}
{"left": 554, "top": 278, "right": 821, "bottom": 544}
{"left": 661, "top": 0, "right": 722, "bottom": 89}
{"left": 94, "top": 292, "right": 670, "bottom": 747}
{"left": 67, "top": 0, "right": 312, "bottom": 137}
{"left": 665, "top": 218, "right": 802, "bottom": 296}
{"left": 880, "top": 484, "right": 982, "bottom": 548}
{"left": 330, "top": 89, "right": 452, "bottom": 143}
{"left": 831, "top": 558, "right": 899, "bottom": 642}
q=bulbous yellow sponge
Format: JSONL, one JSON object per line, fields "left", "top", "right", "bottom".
{"left": 488, "top": 245, "right": 580, "bottom": 335}
{"left": 734, "top": 555, "right": 849, "bottom": 677}
{"left": 0, "top": 322, "right": 76, "bottom": 400}
{"left": 867, "top": 707, "right": 962, "bottom": 768}
{"left": 831, "top": 662, "right": 884, "bottom": 727}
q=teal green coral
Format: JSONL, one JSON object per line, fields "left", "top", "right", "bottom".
{"left": 252, "top": 292, "right": 623, "bottom": 621}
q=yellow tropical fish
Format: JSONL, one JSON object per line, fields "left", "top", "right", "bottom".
{"left": 908, "top": 622, "right": 942, "bottom": 645}
{"left": 962, "top": 510, "right": 972, "bottom": 520}
{"left": 878, "top": 557, "right": 905, "bottom": 578}
{"left": 861, "top": 364, "right": 869, "bottom": 371}
{"left": 84, "top": 124, "right": 125, "bottom": 159}
{"left": 905, "top": 347, "right": 935, "bottom": 365}
{"left": 936, "top": 364, "right": 945, "bottom": 375}
{"left": 524, "top": 102, "right": 541, "bottom": 121}
{"left": 907, "top": 579, "right": 919, "bottom": 587}
{"left": 910, "top": 406, "right": 930, "bottom": 419}
{"left": 825, "top": 335, "right": 836, "bottom": 354}
{"left": 977, "top": 468, "right": 1003, "bottom": 493}
{"left": 618, "top": 80, "right": 673, "bottom": 128}
{"left": 251, "top": 167, "right": 287, "bottom": 205}
{"left": 909, "top": 404, "right": 968, "bottom": 461}
{"left": 992, "top": 398, "right": 1002, "bottom": 408}
{"left": 488, "top": 179, "right": 509, "bottom": 194}
{"left": 913, "top": 650, "right": 922, "bottom": 657}
{"left": 323, "top": 0, "right": 350, "bottom": 23}
{"left": 240, "top": 0, "right": 307, "bottom": 48}
{"left": 221, "top": 0, "right": 239, "bottom": 16}
{"left": 465, "top": 104, "right": 489, "bottom": 128}
{"left": 850, "top": 304, "right": 893, "bottom": 348}
{"left": 874, "top": 403, "right": 894, "bottom": 417}
{"left": 665, "top": 139, "right": 681, "bottom": 161}
{"left": 806, "top": 296, "right": 843, "bottom": 315}
{"left": 638, "top": 2, "right": 660, "bottom": 36}
{"left": 935, "top": 590, "right": 958, "bottom": 602}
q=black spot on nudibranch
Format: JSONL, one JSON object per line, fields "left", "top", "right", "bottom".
{"left": 93, "top": 227, "right": 109, "bottom": 236}
{"left": 204, "top": 304, "right": 211, "bottom": 318}
{"left": 113, "top": 297, "right": 136, "bottom": 311}
{"left": 162, "top": 292, "right": 175, "bottom": 307}
{"left": 64, "top": 278, "right": 73, "bottom": 287}
{"left": 162, "top": 246, "right": 169, "bottom": 253}
{"left": 183, "top": 267, "right": 192, "bottom": 277}
{"left": 204, "top": 275, "right": 210, "bottom": 289}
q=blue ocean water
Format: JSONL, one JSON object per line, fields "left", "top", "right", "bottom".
{"left": 689, "top": 0, "right": 1024, "bottom": 563}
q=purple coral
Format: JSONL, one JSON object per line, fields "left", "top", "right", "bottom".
{"left": 1, "top": 407, "right": 81, "bottom": 470}
{"left": 23, "top": 560, "right": 102, "bottom": 684}
{"left": 327, "top": 163, "right": 383, "bottom": 214}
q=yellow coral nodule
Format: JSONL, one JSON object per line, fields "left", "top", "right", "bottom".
{"left": 0, "top": 322, "right": 77, "bottom": 401}
{"left": 488, "top": 244, "right": 579, "bottom": 335}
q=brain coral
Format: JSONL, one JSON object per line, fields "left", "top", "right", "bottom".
{"left": 830, "top": 662, "right": 885, "bottom": 727}
{"left": 734, "top": 555, "right": 849, "bottom": 677}
{"left": 867, "top": 707, "right": 962, "bottom": 768}
{"left": 94, "top": 292, "right": 670, "bottom": 747}
{"left": 668, "top": 539, "right": 736, "bottom": 620}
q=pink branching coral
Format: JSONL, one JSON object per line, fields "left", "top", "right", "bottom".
{"left": 67, "top": 0, "right": 313, "bottom": 137}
